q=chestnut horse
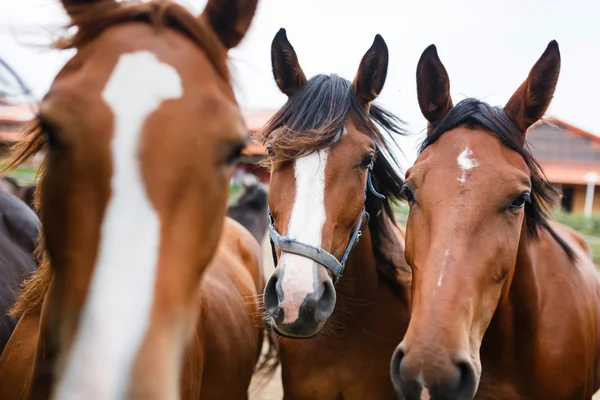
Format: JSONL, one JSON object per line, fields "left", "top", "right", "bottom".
{"left": 260, "top": 29, "right": 412, "bottom": 399}
{"left": 391, "top": 41, "right": 600, "bottom": 399}
{"left": 0, "top": 0, "right": 275, "bottom": 399}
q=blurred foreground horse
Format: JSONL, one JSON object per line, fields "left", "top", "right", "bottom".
{"left": 0, "top": 0, "right": 277, "bottom": 398}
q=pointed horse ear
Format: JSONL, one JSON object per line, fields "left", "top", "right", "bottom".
{"left": 201, "top": 0, "right": 259, "bottom": 49}
{"left": 416, "top": 44, "right": 453, "bottom": 127}
{"left": 504, "top": 41, "right": 561, "bottom": 134}
{"left": 352, "top": 34, "right": 389, "bottom": 106}
{"left": 271, "top": 28, "right": 307, "bottom": 97}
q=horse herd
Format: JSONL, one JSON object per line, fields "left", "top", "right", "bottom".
{"left": 0, "top": 0, "right": 598, "bottom": 399}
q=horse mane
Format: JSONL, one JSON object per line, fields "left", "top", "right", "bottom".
{"left": 419, "top": 98, "right": 576, "bottom": 262}
{"left": 256, "top": 74, "right": 410, "bottom": 288}
{"left": 6, "top": 0, "right": 232, "bottom": 317}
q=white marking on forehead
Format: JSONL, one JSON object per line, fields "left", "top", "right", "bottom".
{"left": 54, "top": 51, "right": 182, "bottom": 400}
{"left": 457, "top": 147, "right": 479, "bottom": 183}
{"left": 279, "top": 149, "right": 328, "bottom": 324}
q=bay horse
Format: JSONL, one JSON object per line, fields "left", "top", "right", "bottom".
{"left": 391, "top": 41, "right": 600, "bottom": 399}
{"left": 0, "top": 189, "right": 39, "bottom": 355}
{"left": 0, "top": 0, "right": 276, "bottom": 398}
{"left": 259, "top": 29, "right": 412, "bottom": 399}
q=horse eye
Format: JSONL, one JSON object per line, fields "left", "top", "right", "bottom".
{"left": 360, "top": 154, "right": 374, "bottom": 170}
{"left": 401, "top": 184, "right": 416, "bottom": 205}
{"left": 509, "top": 192, "right": 531, "bottom": 210}
{"left": 225, "top": 142, "right": 246, "bottom": 165}
{"left": 40, "top": 119, "right": 58, "bottom": 148}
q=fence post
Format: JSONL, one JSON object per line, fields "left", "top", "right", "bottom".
{"left": 584, "top": 172, "right": 598, "bottom": 218}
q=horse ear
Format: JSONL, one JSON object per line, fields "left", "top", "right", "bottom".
{"left": 352, "top": 34, "right": 389, "bottom": 105}
{"left": 504, "top": 41, "right": 561, "bottom": 133}
{"left": 271, "top": 28, "right": 307, "bottom": 97}
{"left": 201, "top": 0, "right": 259, "bottom": 49}
{"left": 416, "top": 44, "right": 453, "bottom": 126}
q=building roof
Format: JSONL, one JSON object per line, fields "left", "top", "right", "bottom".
{"left": 527, "top": 118, "right": 600, "bottom": 185}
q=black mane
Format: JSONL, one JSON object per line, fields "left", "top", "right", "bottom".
{"left": 259, "top": 73, "right": 409, "bottom": 284}
{"left": 420, "top": 98, "right": 575, "bottom": 261}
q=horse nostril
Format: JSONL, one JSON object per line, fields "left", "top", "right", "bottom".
{"left": 454, "top": 359, "right": 477, "bottom": 400}
{"left": 263, "top": 274, "right": 281, "bottom": 318}
{"left": 390, "top": 346, "right": 404, "bottom": 391}
{"left": 313, "top": 278, "right": 336, "bottom": 322}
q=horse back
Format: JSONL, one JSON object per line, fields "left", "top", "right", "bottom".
{"left": 532, "top": 221, "right": 600, "bottom": 396}
{"left": 182, "top": 217, "right": 265, "bottom": 399}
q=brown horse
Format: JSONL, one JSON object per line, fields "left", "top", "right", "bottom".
{"left": 0, "top": 0, "right": 275, "bottom": 399}
{"left": 391, "top": 41, "right": 600, "bottom": 399}
{"left": 259, "top": 29, "right": 412, "bottom": 399}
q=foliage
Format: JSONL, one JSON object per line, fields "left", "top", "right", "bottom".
{"left": 551, "top": 209, "right": 600, "bottom": 237}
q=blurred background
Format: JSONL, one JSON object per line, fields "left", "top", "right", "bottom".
{"left": 1, "top": 0, "right": 600, "bottom": 264}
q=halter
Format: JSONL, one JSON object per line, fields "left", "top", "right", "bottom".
{"left": 267, "top": 165, "right": 384, "bottom": 283}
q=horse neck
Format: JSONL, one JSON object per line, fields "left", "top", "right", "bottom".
{"left": 334, "top": 227, "right": 380, "bottom": 302}
{"left": 333, "top": 214, "right": 409, "bottom": 320}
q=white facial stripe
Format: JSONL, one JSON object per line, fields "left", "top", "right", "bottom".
{"left": 457, "top": 147, "right": 479, "bottom": 183}
{"left": 437, "top": 249, "right": 450, "bottom": 287}
{"left": 54, "top": 51, "right": 183, "bottom": 400}
{"left": 279, "top": 149, "right": 328, "bottom": 324}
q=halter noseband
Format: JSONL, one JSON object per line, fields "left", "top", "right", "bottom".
{"left": 267, "top": 166, "right": 384, "bottom": 283}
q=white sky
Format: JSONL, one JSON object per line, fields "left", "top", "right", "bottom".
{"left": 1, "top": 0, "right": 599, "bottom": 168}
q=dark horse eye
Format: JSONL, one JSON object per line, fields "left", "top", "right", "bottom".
{"left": 40, "top": 119, "right": 58, "bottom": 148}
{"left": 225, "top": 142, "right": 246, "bottom": 165}
{"left": 360, "top": 154, "right": 374, "bottom": 170}
{"left": 509, "top": 192, "right": 531, "bottom": 210}
{"left": 401, "top": 184, "right": 416, "bottom": 204}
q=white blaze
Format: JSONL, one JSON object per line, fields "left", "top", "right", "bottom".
{"left": 437, "top": 249, "right": 450, "bottom": 287}
{"left": 279, "top": 149, "right": 328, "bottom": 324}
{"left": 53, "top": 51, "right": 182, "bottom": 400}
{"left": 457, "top": 147, "right": 479, "bottom": 183}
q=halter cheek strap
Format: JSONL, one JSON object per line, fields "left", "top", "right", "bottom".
{"left": 267, "top": 170, "right": 382, "bottom": 283}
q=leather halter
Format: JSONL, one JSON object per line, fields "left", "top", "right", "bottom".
{"left": 267, "top": 165, "right": 384, "bottom": 283}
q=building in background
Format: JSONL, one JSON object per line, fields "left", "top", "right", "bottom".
{"left": 527, "top": 118, "right": 600, "bottom": 215}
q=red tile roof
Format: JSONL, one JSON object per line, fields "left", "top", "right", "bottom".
{"left": 529, "top": 118, "right": 600, "bottom": 185}
{"left": 537, "top": 162, "right": 600, "bottom": 185}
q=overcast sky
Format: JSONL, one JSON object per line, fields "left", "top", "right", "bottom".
{"left": 1, "top": 0, "right": 599, "bottom": 168}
